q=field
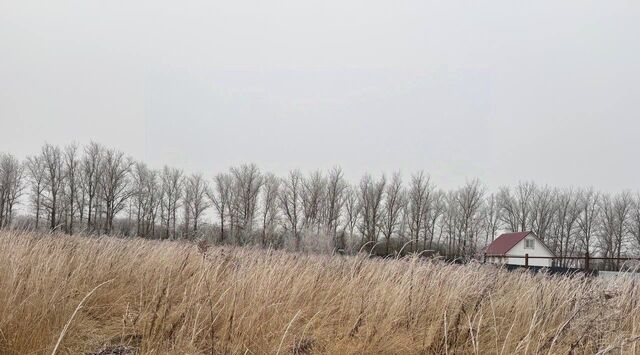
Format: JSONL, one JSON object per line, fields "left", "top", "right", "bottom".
{"left": 0, "top": 231, "right": 639, "bottom": 354}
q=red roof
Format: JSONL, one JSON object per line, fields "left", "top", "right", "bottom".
{"left": 484, "top": 231, "right": 531, "bottom": 255}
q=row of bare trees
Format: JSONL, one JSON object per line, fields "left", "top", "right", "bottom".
{"left": 3, "top": 142, "right": 640, "bottom": 259}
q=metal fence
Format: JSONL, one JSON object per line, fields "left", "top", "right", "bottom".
{"left": 483, "top": 252, "right": 640, "bottom": 272}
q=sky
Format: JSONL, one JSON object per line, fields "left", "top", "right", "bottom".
{"left": 1, "top": 0, "right": 639, "bottom": 192}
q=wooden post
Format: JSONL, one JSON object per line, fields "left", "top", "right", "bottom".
{"left": 585, "top": 252, "right": 590, "bottom": 271}
{"left": 525, "top": 253, "right": 529, "bottom": 267}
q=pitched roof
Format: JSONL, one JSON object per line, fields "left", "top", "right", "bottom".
{"left": 484, "top": 231, "right": 531, "bottom": 255}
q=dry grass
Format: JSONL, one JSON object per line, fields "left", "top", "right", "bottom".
{"left": 1, "top": 230, "right": 640, "bottom": 354}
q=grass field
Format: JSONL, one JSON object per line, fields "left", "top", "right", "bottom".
{"left": 0, "top": 230, "right": 639, "bottom": 354}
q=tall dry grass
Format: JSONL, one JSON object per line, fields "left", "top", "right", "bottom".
{"left": 1, "top": 230, "right": 639, "bottom": 354}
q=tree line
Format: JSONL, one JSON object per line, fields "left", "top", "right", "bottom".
{"left": 2, "top": 142, "right": 640, "bottom": 260}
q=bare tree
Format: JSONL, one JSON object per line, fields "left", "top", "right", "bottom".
{"left": 160, "top": 166, "right": 182, "bottom": 239}
{"left": 498, "top": 182, "right": 536, "bottom": 233}
{"left": 497, "top": 187, "right": 518, "bottom": 232}
{"left": 612, "top": 191, "right": 633, "bottom": 268}
{"left": 397, "top": 198, "right": 411, "bottom": 248}
{"left": 81, "top": 142, "right": 103, "bottom": 232}
{"left": 576, "top": 188, "right": 600, "bottom": 255}
{"left": 325, "top": 167, "right": 347, "bottom": 250}
{"left": 631, "top": 194, "right": 640, "bottom": 255}
{"left": 260, "top": 173, "right": 280, "bottom": 247}
{"left": 6, "top": 163, "right": 24, "bottom": 228}
{"left": 407, "top": 172, "right": 432, "bottom": 252}
{"left": 549, "top": 189, "right": 580, "bottom": 264}
{"left": 530, "top": 185, "right": 555, "bottom": 240}
{"left": 63, "top": 144, "right": 79, "bottom": 234}
{"left": 342, "top": 185, "right": 360, "bottom": 248}
{"left": 132, "top": 162, "right": 160, "bottom": 238}
{"left": 381, "top": 172, "right": 404, "bottom": 254}
{"left": 454, "top": 179, "right": 486, "bottom": 255}
{"left": 515, "top": 182, "right": 536, "bottom": 231}
{"left": 481, "top": 193, "right": 502, "bottom": 247}
{"left": 41, "top": 144, "right": 65, "bottom": 231}
{"left": 0, "top": 153, "right": 24, "bottom": 228}
{"left": 25, "top": 155, "right": 46, "bottom": 229}
{"left": 133, "top": 162, "right": 149, "bottom": 236}
{"left": 301, "top": 170, "right": 326, "bottom": 233}
{"left": 99, "top": 148, "right": 133, "bottom": 234}
{"left": 229, "top": 164, "right": 262, "bottom": 243}
{"left": 183, "top": 173, "right": 210, "bottom": 239}
{"left": 279, "top": 170, "right": 303, "bottom": 250}
{"left": 357, "top": 174, "right": 386, "bottom": 250}
{"left": 231, "top": 166, "right": 259, "bottom": 239}
{"left": 425, "top": 190, "right": 446, "bottom": 250}
{"left": 599, "top": 194, "right": 617, "bottom": 266}
{"left": 209, "top": 172, "right": 233, "bottom": 243}
{"left": 442, "top": 191, "right": 462, "bottom": 256}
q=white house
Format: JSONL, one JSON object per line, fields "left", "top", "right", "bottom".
{"left": 484, "top": 231, "right": 555, "bottom": 267}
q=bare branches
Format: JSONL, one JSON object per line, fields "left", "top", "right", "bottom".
{"left": 407, "top": 171, "right": 432, "bottom": 252}
{"left": 63, "top": 144, "right": 79, "bottom": 234}
{"left": 454, "top": 179, "right": 486, "bottom": 255}
{"left": 183, "top": 174, "right": 210, "bottom": 239}
{"left": 160, "top": 167, "right": 183, "bottom": 240}
{"left": 99, "top": 148, "right": 134, "bottom": 234}
{"left": 260, "top": 173, "right": 280, "bottom": 247}
{"left": 357, "top": 174, "right": 386, "bottom": 249}
{"left": 41, "top": 144, "right": 65, "bottom": 231}
{"left": 0, "top": 153, "right": 24, "bottom": 228}
{"left": 382, "top": 172, "right": 404, "bottom": 254}
{"left": 230, "top": 164, "right": 263, "bottom": 244}
{"left": 301, "top": 171, "right": 326, "bottom": 231}
{"left": 25, "top": 155, "right": 46, "bottom": 228}
{"left": 577, "top": 188, "right": 600, "bottom": 254}
{"left": 279, "top": 170, "right": 303, "bottom": 250}
{"left": 7, "top": 141, "right": 640, "bottom": 261}
{"left": 81, "top": 142, "right": 104, "bottom": 232}
{"left": 325, "top": 167, "right": 347, "bottom": 250}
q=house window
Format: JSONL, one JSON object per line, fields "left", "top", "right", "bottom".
{"left": 524, "top": 239, "right": 535, "bottom": 249}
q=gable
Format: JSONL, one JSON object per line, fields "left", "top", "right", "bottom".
{"left": 509, "top": 235, "right": 555, "bottom": 257}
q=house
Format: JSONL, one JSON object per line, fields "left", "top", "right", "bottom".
{"left": 484, "top": 231, "right": 555, "bottom": 267}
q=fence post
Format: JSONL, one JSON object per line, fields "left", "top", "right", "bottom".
{"left": 585, "top": 252, "right": 590, "bottom": 271}
{"left": 525, "top": 253, "right": 529, "bottom": 267}
{"left": 483, "top": 253, "right": 486, "bottom": 264}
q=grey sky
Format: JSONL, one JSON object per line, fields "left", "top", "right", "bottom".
{"left": 1, "top": 0, "right": 639, "bottom": 191}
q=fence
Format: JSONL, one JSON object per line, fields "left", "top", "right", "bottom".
{"left": 483, "top": 252, "right": 640, "bottom": 272}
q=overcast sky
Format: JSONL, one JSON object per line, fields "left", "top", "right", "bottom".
{"left": 1, "top": 1, "right": 639, "bottom": 191}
